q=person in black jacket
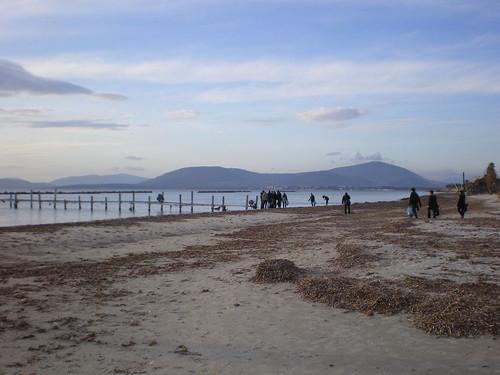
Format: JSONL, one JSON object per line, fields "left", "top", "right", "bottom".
{"left": 457, "top": 190, "right": 467, "bottom": 219}
{"left": 322, "top": 195, "right": 330, "bottom": 206}
{"left": 427, "top": 190, "right": 439, "bottom": 219}
{"left": 342, "top": 192, "right": 351, "bottom": 214}
{"left": 409, "top": 188, "right": 421, "bottom": 218}
{"left": 308, "top": 193, "right": 316, "bottom": 207}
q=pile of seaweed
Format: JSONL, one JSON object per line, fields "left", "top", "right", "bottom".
{"left": 297, "top": 276, "right": 499, "bottom": 337}
{"left": 252, "top": 259, "right": 302, "bottom": 283}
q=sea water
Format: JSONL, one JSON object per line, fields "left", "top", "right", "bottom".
{"left": 0, "top": 189, "right": 410, "bottom": 227}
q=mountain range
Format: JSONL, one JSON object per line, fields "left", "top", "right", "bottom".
{"left": 0, "top": 162, "right": 440, "bottom": 190}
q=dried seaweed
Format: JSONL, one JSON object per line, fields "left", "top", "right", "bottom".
{"left": 297, "top": 275, "right": 499, "bottom": 337}
{"left": 252, "top": 259, "right": 302, "bottom": 283}
{"left": 332, "top": 242, "right": 379, "bottom": 269}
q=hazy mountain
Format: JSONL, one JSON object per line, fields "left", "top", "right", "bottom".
{"left": 0, "top": 178, "right": 52, "bottom": 190}
{"left": 51, "top": 173, "right": 148, "bottom": 187}
{"left": 143, "top": 162, "right": 439, "bottom": 189}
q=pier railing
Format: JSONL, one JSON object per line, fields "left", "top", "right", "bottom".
{"left": 0, "top": 190, "right": 259, "bottom": 215}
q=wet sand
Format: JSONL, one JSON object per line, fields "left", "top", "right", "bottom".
{"left": 0, "top": 194, "right": 499, "bottom": 374}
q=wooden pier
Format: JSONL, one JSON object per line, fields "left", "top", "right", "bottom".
{"left": 0, "top": 190, "right": 259, "bottom": 216}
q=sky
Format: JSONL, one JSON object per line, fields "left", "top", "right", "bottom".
{"left": 1, "top": 0, "right": 499, "bottom": 182}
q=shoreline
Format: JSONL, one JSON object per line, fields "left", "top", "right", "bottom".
{"left": 0, "top": 193, "right": 422, "bottom": 232}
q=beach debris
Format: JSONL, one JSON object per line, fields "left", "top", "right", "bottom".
{"left": 121, "top": 340, "right": 136, "bottom": 347}
{"left": 332, "top": 242, "right": 379, "bottom": 269}
{"left": 174, "top": 344, "right": 189, "bottom": 354}
{"left": 297, "top": 276, "right": 499, "bottom": 337}
{"left": 174, "top": 344, "right": 201, "bottom": 356}
{"left": 252, "top": 259, "right": 302, "bottom": 283}
{"left": 148, "top": 339, "right": 158, "bottom": 346}
{"left": 297, "top": 277, "right": 415, "bottom": 315}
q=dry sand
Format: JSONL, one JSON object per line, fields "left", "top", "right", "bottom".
{"left": 0, "top": 194, "right": 499, "bottom": 374}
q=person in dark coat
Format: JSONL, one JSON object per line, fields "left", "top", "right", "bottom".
{"left": 457, "top": 190, "right": 467, "bottom": 219}
{"left": 342, "top": 192, "right": 351, "bottom": 214}
{"left": 409, "top": 187, "right": 421, "bottom": 218}
{"left": 308, "top": 193, "right": 316, "bottom": 207}
{"left": 427, "top": 190, "right": 439, "bottom": 219}
{"left": 277, "top": 191, "right": 282, "bottom": 208}
{"left": 282, "top": 193, "right": 288, "bottom": 208}
{"left": 322, "top": 195, "right": 329, "bottom": 206}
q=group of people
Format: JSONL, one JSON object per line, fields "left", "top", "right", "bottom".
{"left": 260, "top": 190, "right": 289, "bottom": 209}
{"left": 307, "top": 192, "right": 351, "bottom": 214}
{"left": 408, "top": 187, "right": 468, "bottom": 219}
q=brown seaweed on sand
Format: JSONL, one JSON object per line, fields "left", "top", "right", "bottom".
{"left": 297, "top": 277, "right": 416, "bottom": 315}
{"left": 297, "top": 276, "right": 500, "bottom": 337}
{"left": 252, "top": 259, "right": 302, "bottom": 283}
{"left": 332, "top": 242, "right": 379, "bottom": 269}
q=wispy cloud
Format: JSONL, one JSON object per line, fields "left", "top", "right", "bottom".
{"left": 244, "top": 117, "right": 286, "bottom": 125}
{"left": 351, "top": 152, "right": 388, "bottom": 163}
{"left": 0, "top": 60, "right": 126, "bottom": 100}
{"left": 165, "top": 109, "right": 200, "bottom": 120}
{"left": 28, "top": 120, "right": 129, "bottom": 130}
{"left": 0, "top": 108, "right": 45, "bottom": 117}
{"left": 25, "top": 57, "right": 500, "bottom": 103}
{"left": 126, "top": 155, "right": 143, "bottom": 161}
{"left": 298, "top": 107, "right": 365, "bottom": 123}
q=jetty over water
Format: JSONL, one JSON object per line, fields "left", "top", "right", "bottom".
{"left": 0, "top": 190, "right": 258, "bottom": 215}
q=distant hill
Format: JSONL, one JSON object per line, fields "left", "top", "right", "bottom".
{"left": 0, "top": 178, "right": 52, "bottom": 190}
{"left": 143, "top": 162, "right": 439, "bottom": 189}
{"left": 51, "top": 174, "right": 148, "bottom": 187}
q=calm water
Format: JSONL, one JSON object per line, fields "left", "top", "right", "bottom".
{"left": 0, "top": 189, "right": 410, "bottom": 227}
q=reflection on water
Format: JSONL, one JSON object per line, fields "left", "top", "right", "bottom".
{"left": 0, "top": 189, "right": 409, "bottom": 227}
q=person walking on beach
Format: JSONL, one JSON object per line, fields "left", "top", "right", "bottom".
{"left": 261, "top": 190, "right": 267, "bottom": 209}
{"left": 457, "top": 190, "right": 468, "bottom": 219}
{"left": 322, "top": 195, "right": 330, "bottom": 206}
{"left": 342, "top": 192, "right": 351, "bottom": 214}
{"left": 308, "top": 193, "right": 316, "bottom": 207}
{"left": 282, "top": 193, "right": 288, "bottom": 208}
{"left": 277, "top": 191, "right": 282, "bottom": 208}
{"left": 409, "top": 187, "right": 421, "bottom": 218}
{"left": 427, "top": 190, "right": 439, "bottom": 219}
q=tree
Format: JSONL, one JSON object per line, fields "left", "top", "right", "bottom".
{"left": 484, "top": 162, "right": 497, "bottom": 194}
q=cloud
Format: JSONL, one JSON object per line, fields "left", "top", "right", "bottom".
{"left": 165, "top": 109, "right": 200, "bottom": 120}
{"left": 298, "top": 107, "right": 365, "bottom": 123}
{"left": 244, "top": 117, "right": 286, "bottom": 125}
{"left": 327, "top": 151, "right": 342, "bottom": 156}
{"left": 351, "top": 152, "right": 387, "bottom": 162}
{"left": 126, "top": 155, "right": 143, "bottom": 161}
{"left": 28, "top": 120, "right": 129, "bottom": 130}
{"left": 0, "top": 108, "right": 45, "bottom": 117}
{"left": 21, "top": 57, "right": 500, "bottom": 104}
{"left": 0, "top": 59, "right": 125, "bottom": 100}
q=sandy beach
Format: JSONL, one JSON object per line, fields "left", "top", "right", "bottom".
{"left": 1, "top": 193, "right": 499, "bottom": 375}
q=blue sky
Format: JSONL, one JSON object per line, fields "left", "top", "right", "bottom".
{"left": 1, "top": 0, "right": 499, "bottom": 181}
